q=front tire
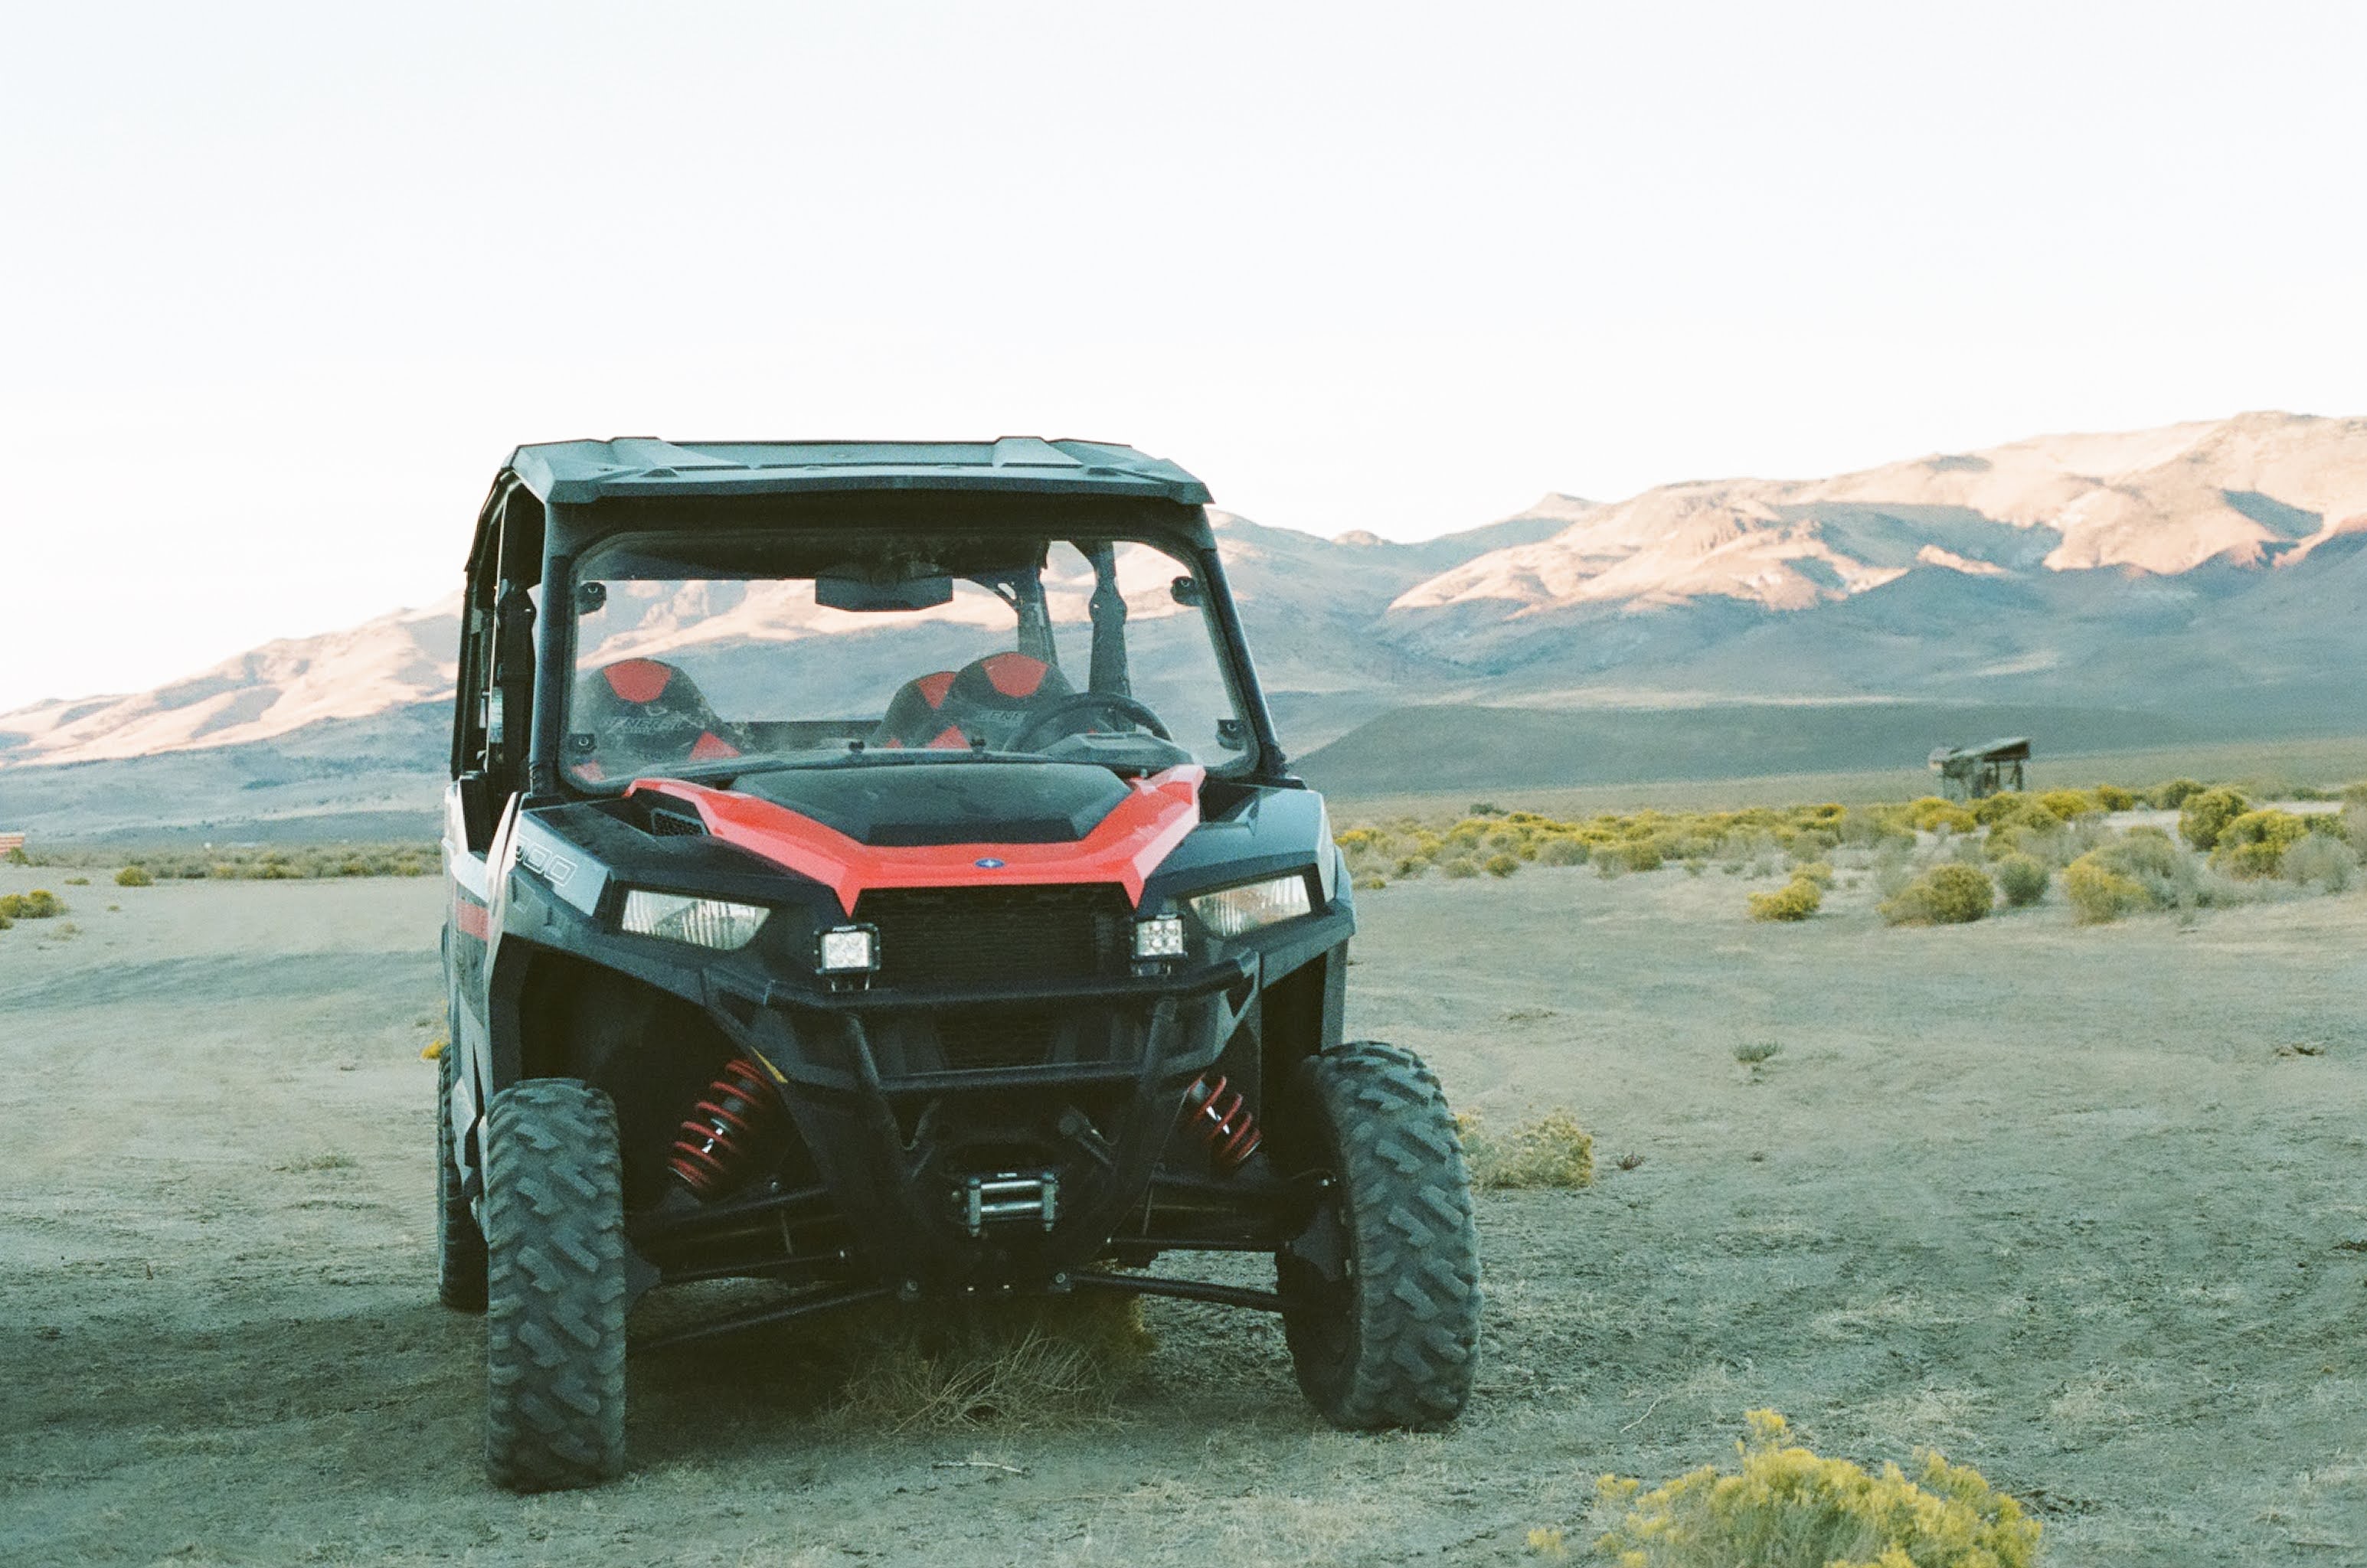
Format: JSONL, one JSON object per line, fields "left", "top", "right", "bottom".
{"left": 1277, "top": 1040, "right": 1482, "bottom": 1429}
{"left": 436, "top": 1040, "right": 487, "bottom": 1312}
{"left": 482, "top": 1079, "right": 629, "bottom": 1491}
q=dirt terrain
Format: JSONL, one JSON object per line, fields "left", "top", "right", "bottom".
{"left": 2, "top": 863, "right": 2362, "bottom": 1566}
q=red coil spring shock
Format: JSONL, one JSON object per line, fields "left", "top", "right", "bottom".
{"left": 669, "top": 1057, "right": 784, "bottom": 1197}
{"left": 1179, "top": 1073, "right": 1262, "bottom": 1171}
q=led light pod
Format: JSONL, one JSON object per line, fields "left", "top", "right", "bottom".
{"left": 1132, "top": 915, "right": 1187, "bottom": 959}
{"left": 1185, "top": 873, "right": 1313, "bottom": 939}
{"left": 620, "top": 890, "right": 767, "bottom": 950}
{"left": 816, "top": 923, "right": 881, "bottom": 975}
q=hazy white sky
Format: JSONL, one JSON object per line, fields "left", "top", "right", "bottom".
{"left": 4, "top": 2, "right": 2363, "bottom": 711}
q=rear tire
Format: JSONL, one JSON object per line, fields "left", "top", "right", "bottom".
{"left": 482, "top": 1079, "right": 629, "bottom": 1491}
{"left": 1277, "top": 1040, "right": 1481, "bottom": 1429}
{"left": 436, "top": 1040, "right": 487, "bottom": 1312}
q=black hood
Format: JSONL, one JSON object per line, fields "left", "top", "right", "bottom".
{"left": 727, "top": 760, "right": 1132, "bottom": 847}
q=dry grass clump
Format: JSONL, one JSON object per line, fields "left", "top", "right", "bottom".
{"left": 1747, "top": 877, "right": 1823, "bottom": 923}
{"left": 1458, "top": 1109, "right": 1595, "bottom": 1191}
{"left": 823, "top": 1292, "right": 1156, "bottom": 1432}
{"left": 1582, "top": 1410, "right": 2040, "bottom": 1568}
{"left": 113, "top": 864, "right": 155, "bottom": 887}
{"left": 1878, "top": 864, "right": 1993, "bottom": 926}
{"left": 1991, "top": 852, "right": 2048, "bottom": 908}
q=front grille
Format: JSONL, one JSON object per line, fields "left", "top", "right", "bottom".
{"left": 938, "top": 1008, "right": 1057, "bottom": 1070}
{"left": 855, "top": 884, "right": 1130, "bottom": 991}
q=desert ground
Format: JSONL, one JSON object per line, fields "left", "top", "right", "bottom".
{"left": 2, "top": 858, "right": 2362, "bottom": 1566}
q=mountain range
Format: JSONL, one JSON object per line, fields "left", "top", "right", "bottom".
{"left": 5, "top": 410, "right": 2361, "bottom": 838}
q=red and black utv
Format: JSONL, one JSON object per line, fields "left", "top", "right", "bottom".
{"left": 436, "top": 438, "right": 1480, "bottom": 1488}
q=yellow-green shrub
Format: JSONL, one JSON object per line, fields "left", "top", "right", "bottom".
{"left": 1973, "top": 792, "right": 2061, "bottom": 831}
{"left": 2065, "top": 853, "right": 2147, "bottom": 923}
{"left": 2037, "top": 788, "right": 2101, "bottom": 820}
{"left": 1993, "top": 852, "right": 2048, "bottom": 907}
{"left": 2091, "top": 782, "right": 2138, "bottom": 812}
{"left": 1457, "top": 1109, "right": 1594, "bottom": 1190}
{"left": 2149, "top": 777, "right": 2206, "bottom": 809}
{"left": 1904, "top": 797, "right": 1978, "bottom": 835}
{"left": 1879, "top": 864, "right": 1993, "bottom": 926}
{"left": 2209, "top": 808, "right": 2310, "bottom": 877}
{"left": 1792, "top": 860, "right": 1836, "bottom": 888}
{"left": 1537, "top": 837, "right": 1589, "bottom": 867}
{"left": 1589, "top": 1410, "right": 2040, "bottom": 1568}
{"left": 2179, "top": 786, "right": 2251, "bottom": 850}
{"left": 0, "top": 890, "right": 66, "bottom": 920}
{"left": 114, "top": 865, "right": 155, "bottom": 887}
{"left": 1440, "top": 857, "right": 1479, "bottom": 880}
{"left": 1747, "top": 877, "right": 1823, "bottom": 922}
{"left": 1484, "top": 853, "right": 1522, "bottom": 878}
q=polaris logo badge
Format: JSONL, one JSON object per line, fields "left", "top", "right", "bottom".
{"left": 974, "top": 857, "right": 1005, "bottom": 869}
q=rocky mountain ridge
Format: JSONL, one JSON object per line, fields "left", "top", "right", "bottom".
{"left": 2, "top": 412, "right": 2359, "bottom": 811}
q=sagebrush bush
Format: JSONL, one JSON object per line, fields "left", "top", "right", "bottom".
{"left": 2280, "top": 832, "right": 2356, "bottom": 892}
{"left": 113, "top": 865, "right": 155, "bottom": 887}
{"left": 1484, "top": 852, "right": 1522, "bottom": 878}
{"left": 2091, "top": 782, "right": 2138, "bottom": 811}
{"left": 1457, "top": 1109, "right": 1594, "bottom": 1190}
{"left": 1792, "top": 860, "right": 1836, "bottom": 888}
{"left": 1537, "top": 837, "right": 1589, "bottom": 867}
{"left": 1440, "top": 857, "right": 1479, "bottom": 880}
{"left": 1879, "top": 864, "right": 1993, "bottom": 926}
{"left": 2179, "top": 786, "right": 2251, "bottom": 850}
{"left": 1993, "top": 852, "right": 2048, "bottom": 907}
{"left": 2150, "top": 777, "right": 2206, "bottom": 809}
{"left": 1747, "top": 877, "right": 1823, "bottom": 922}
{"left": 0, "top": 890, "right": 66, "bottom": 920}
{"left": 1588, "top": 1410, "right": 2041, "bottom": 1568}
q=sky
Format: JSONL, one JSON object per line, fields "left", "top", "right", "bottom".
{"left": 4, "top": 1, "right": 2365, "bottom": 712}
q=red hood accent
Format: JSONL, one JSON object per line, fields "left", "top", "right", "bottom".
{"left": 629, "top": 764, "right": 1205, "bottom": 916}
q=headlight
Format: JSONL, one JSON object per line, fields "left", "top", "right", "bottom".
{"left": 1186, "top": 873, "right": 1313, "bottom": 939}
{"left": 816, "top": 923, "right": 881, "bottom": 975}
{"left": 1132, "top": 915, "right": 1186, "bottom": 959}
{"left": 620, "top": 890, "right": 768, "bottom": 950}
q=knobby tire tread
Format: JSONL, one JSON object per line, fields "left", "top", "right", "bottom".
{"left": 1283, "top": 1040, "right": 1483, "bottom": 1430}
{"left": 482, "top": 1079, "right": 629, "bottom": 1491}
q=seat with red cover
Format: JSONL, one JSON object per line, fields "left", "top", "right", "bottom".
{"left": 570, "top": 658, "right": 742, "bottom": 780}
{"left": 870, "top": 652, "right": 1074, "bottom": 752}
{"left": 870, "top": 670, "right": 967, "bottom": 750}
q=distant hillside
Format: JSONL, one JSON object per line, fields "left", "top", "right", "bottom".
{"left": 1293, "top": 700, "right": 2289, "bottom": 798}
{"left": 2, "top": 412, "right": 2361, "bottom": 836}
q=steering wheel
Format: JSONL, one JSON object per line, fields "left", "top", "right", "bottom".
{"left": 1008, "top": 691, "right": 1172, "bottom": 752}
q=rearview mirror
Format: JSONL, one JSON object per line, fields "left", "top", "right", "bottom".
{"left": 816, "top": 569, "right": 954, "bottom": 612}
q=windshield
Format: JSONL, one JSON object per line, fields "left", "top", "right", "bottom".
{"left": 562, "top": 531, "right": 1250, "bottom": 789}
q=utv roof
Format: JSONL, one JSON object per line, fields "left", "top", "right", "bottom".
{"left": 507, "top": 437, "right": 1213, "bottom": 507}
